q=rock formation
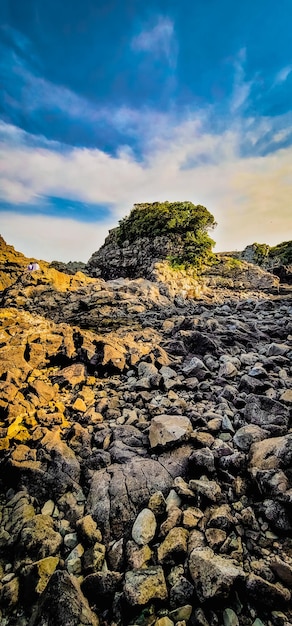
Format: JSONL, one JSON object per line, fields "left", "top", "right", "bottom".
{"left": 0, "top": 234, "right": 291, "bottom": 626}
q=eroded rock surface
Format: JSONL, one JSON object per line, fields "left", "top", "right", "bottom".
{"left": 0, "top": 237, "right": 291, "bottom": 626}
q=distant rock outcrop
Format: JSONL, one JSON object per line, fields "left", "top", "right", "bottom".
{"left": 86, "top": 230, "right": 279, "bottom": 293}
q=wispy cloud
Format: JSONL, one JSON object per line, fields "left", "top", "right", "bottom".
{"left": 131, "top": 16, "right": 177, "bottom": 68}
{"left": 274, "top": 65, "right": 292, "bottom": 85}
{"left": 230, "top": 48, "right": 252, "bottom": 113}
{"left": 1, "top": 115, "right": 291, "bottom": 258}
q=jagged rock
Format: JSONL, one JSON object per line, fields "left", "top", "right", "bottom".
{"left": 28, "top": 570, "right": 99, "bottom": 625}
{"left": 205, "top": 528, "right": 227, "bottom": 549}
{"left": 81, "top": 570, "right": 122, "bottom": 605}
{"left": 87, "top": 455, "right": 188, "bottom": 541}
{"left": 126, "top": 540, "right": 153, "bottom": 569}
{"left": 207, "top": 504, "right": 234, "bottom": 530}
{"left": 244, "top": 395, "right": 289, "bottom": 436}
{"left": 123, "top": 566, "right": 168, "bottom": 606}
{"left": 76, "top": 515, "right": 102, "bottom": 547}
{"left": 148, "top": 491, "right": 167, "bottom": 516}
{"left": 188, "top": 478, "right": 222, "bottom": 502}
{"left": 20, "top": 556, "right": 59, "bottom": 602}
{"left": 270, "top": 558, "right": 292, "bottom": 587}
{"left": 0, "top": 576, "right": 19, "bottom": 609}
{"left": 149, "top": 415, "right": 193, "bottom": 449}
{"left": 160, "top": 506, "right": 182, "bottom": 536}
{"left": 233, "top": 424, "right": 268, "bottom": 452}
{"left": 189, "top": 547, "right": 245, "bottom": 601}
{"left": 245, "top": 573, "right": 291, "bottom": 607}
{"left": 157, "top": 527, "right": 189, "bottom": 564}
{"left": 83, "top": 542, "right": 106, "bottom": 574}
{"left": 0, "top": 491, "right": 35, "bottom": 548}
{"left": 16, "top": 515, "right": 62, "bottom": 564}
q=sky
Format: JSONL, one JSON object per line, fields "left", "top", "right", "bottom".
{"left": 0, "top": 0, "right": 291, "bottom": 262}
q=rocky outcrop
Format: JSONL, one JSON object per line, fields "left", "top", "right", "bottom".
{"left": 86, "top": 231, "right": 279, "bottom": 293}
{"left": 0, "top": 237, "right": 291, "bottom": 626}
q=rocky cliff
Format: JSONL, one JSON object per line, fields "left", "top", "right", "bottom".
{"left": 86, "top": 230, "right": 279, "bottom": 295}
{"left": 0, "top": 236, "right": 291, "bottom": 626}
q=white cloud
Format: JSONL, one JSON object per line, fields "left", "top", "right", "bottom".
{"left": 0, "top": 115, "right": 291, "bottom": 261}
{"left": 131, "top": 17, "right": 177, "bottom": 67}
{"left": 0, "top": 212, "right": 116, "bottom": 262}
{"left": 274, "top": 65, "right": 292, "bottom": 85}
{"left": 230, "top": 48, "right": 252, "bottom": 113}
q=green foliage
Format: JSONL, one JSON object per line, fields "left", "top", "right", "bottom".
{"left": 253, "top": 242, "right": 270, "bottom": 263}
{"left": 251, "top": 241, "right": 292, "bottom": 265}
{"left": 225, "top": 257, "right": 243, "bottom": 270}
{"left": 269, "top": 241, "right": 292, "bottom": 264}
{"left": 116, "top": 201, "right": 216, "bottom": 269}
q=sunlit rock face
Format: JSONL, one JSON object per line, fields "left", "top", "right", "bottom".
{"left": 0, "top": 236, "right": 291, "bottom": 626}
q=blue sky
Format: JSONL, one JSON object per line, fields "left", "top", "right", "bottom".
{"left": 0, "top": 0, "right": 291, "bottom": 261}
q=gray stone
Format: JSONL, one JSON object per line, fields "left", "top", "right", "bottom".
{"left": 189, "top": 547, "right": 245, "bottom": 601}
{"left": 132, "top": 508, "right": 157, "bottom": 546}
{"left": 149, "top": 414, "right": 193, "bottom": 449}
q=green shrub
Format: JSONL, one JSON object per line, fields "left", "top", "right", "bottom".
{"left": 116, "top": 201, "right": 216, "bottom": 269}
{"left": 269, "top": 241, "right": 292, "bottom": 264}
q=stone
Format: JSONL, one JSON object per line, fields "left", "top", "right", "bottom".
{"left": 169, "top": 577, "right": 194, "bottom": 609}
{"left": 189, "top": 448, "right": 215, "bottom": 474}
{"left": 219, "top": 361, "right": 238, "bottom": 378}
{"left": 157, "top": 527, "right": 189, "bottom": 564}
{"left": 160, "top": 507, "right": 182, "bottom": 537}
{"left": 83, "top": 542, "right": 106, "bottom": 574}
{"left": 149, "top": 415, "right": 193, "bottom": 449}
{"left": 280, "top": 389, "right": 292, "bottom": 403}
{"left": 54, "top": 363, "right": 86, "bottom": 387}
{"left": 207, "top": 505, "right": 234, "bottom": 530}
{"left": 270, "top": 559, "right": 292, "bottom": 588}
{"left": 126, "top": 540, "right": 153, "bottom": 569}
{"left": 123, "top": 566, "right": 168, "bottom": 606}
{"left": 246, "top": 573, "right": 291, "bottom": 607}
{"left": 20, "top": 556, "right": 59, "bottom": 600}
{"left": 233, "top": 425, "right": 268, "bottom": 452}
{"left": 76, "top": 515, "right": 102, "bottom": 547}
{"left": 0, "top": 576, "right": 19, "bottom": 609}
{"left": 81, "top": 571, "right": 122, "bottom": 605}
{"left": 28, "top": 570, "right": 98, "bottom": 625}
{"left": 205, "top": 528, "right": 227, "bottom": 550}
{"left": 223, "top": 608, "right": 239, "bottom": 626}
{"left": 86, "top": 458, "right": 179, "bottom": 541}
{"left": 244, "top": 395, "right": 289, "bottom": 436}
{"left": 16, "top": 515, "right": 62, "bottom": 564}
{"left": 188, "top": 529, "right": 206, "bottom": 553}
{"left": 189, "top": 547, "right": 245, "bottom": 601}
{"left": 182, "top": 507, "right": 204, "bottom": 529}
{"left": 148, "top": 491, "right": 166, "bottom": 516}
{"left": 132, "top": 508, "right": 157, "bottom": 545}
{"left": 188, "top": 478, "right": 222, "bottom": 502}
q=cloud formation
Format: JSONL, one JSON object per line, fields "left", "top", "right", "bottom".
{"left": 131, "top": 17, "right": 177, "bottom": 67}
{"left": 1, "top": 112, "right": 291, "bottom": 260}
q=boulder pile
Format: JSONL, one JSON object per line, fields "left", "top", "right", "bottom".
{"left": 0, "top": 238, "right": 291, "bottom": 626}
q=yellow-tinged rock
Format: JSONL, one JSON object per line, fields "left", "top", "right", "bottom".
{"left": 73, "top": 398, "right": 87, "bottom": 412}
{"left": 13, "top": 427, "right": 31, "bottom": 443}
{"left": 55, "top": 401, "right": 65, "bottom": 413}
{"left": 0, "top": 437, "right": 9, "bottom": 450}
{"left": 7, "top": 416, "right": 23, "bottom": 439}
{"left": 36, "top": 556, "right": 59, "bottom": 594}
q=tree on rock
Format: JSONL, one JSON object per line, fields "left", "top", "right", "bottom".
{"left": 116, "top": 201, "right": 216, "bottom": 268}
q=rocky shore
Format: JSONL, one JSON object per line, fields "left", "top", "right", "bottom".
{"left": 0, "top": 236, "right": 291, "bottom": 626}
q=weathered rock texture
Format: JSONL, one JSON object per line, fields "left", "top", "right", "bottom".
{"left": 0, "top": 236, "right": 291, "bottom": 626}
{"left": 86, "top": 231, "right": 279, "bottom": 294}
